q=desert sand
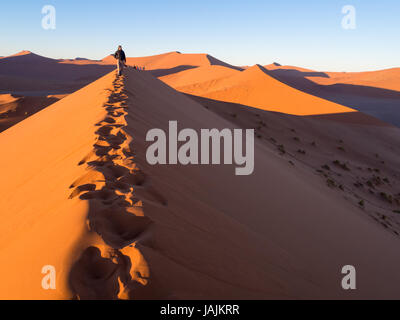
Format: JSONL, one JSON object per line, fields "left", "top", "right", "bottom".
{"left": 262, "top": 64, "right": 400, "bottom": 127}
{"left": 102, "top": 51, "right": 243, "bottom": 75}
{"left": 0, "top": 93, "right": 66, "bottom": 132}
{"left": 311, "top": 68, "right": 400, "bottom": 92}
{"left": 159, "top": 65, "right": 240, "bottom": 88}
{"left": 0, "top": 51, "right": 114, "bottom": 131}
{"left": 0, "top": 64, "right": 400, "bottom": 299}
{"left": 162, "top": 64, "right": 355, "bottom": 116}
{"left": 0, "top": 51, "right": 113, "bottom": 95}
{"left": 1, "top": 51, "right": 400, "bottom": 300}
{"left": 159, "top": 59, "right": 400, "bottom": 126}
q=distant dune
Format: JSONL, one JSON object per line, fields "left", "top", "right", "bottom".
{"left": 1, "top": 49, "right": 399, "bottom": 126}
{"left": 0, "top": 93, "right": 66, "bottom": 132}
{"left": 263, "top": 64, "right": 400, "bottom": 92}
{"left": 0, "top": 50, "right": 115, "bottom": 131}
{"left": 316, "top": 68, "right": 400, "bottom": 92}
{"left": 160, "top": 65, "right": 240, "bottom": 88}
{"left": 263, "top": 64, "right": 400, "bottom": 127}
{"left": 163, "top": 64, "right": 355, "bottom": 116}
{"left": 0, "top": 51, "right": 113, "bottom": 95}
{"left": 102, "top": 51, "right": 243, "bottom": 72}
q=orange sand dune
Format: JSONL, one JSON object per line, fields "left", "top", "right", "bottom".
{"left": 317, "top": 68, "right": 400, "bottom": 92}
{"left": 102, "top": 51, "right": 174, "bottom": 66}
{"left": 0, "top": 93, "right": 19, "bottom": 105}
{"left": 103, "top": 51, "right": 242, "bottom": 71}
{"left": 265, "top": 64, "right": 316, "bottom": 73}
{"left": 1, "top": 68, "right": 400, "bottom": 299}
{"left": 167, "top": 64, "right": 355, "bottom": 116}
{"left": 265, "top": 64, "right": 400, "bottom": 92}
{"left": 261, "top": 65, "right": 400, "bottom": 127}
{"left": 160, "top": 65, "right": 240, "bottom": 88}
{"left": 0, "top": 72, "right": 116, "bottom": 299}
{"left": 0, "top": 93, "right": 65, "bottom": 133}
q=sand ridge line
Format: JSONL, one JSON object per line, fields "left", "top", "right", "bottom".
{"left": 67, "top": 72, "right": 165, "bottom": 300}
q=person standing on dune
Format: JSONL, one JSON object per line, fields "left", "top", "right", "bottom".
{"left": 114, "top": 45, "right": 126, "bottom": 76}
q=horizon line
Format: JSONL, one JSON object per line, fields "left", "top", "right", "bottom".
{"left": 1, "top": 49, "right": 399, "bottom": 74}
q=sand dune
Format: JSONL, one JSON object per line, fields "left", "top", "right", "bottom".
{"left": 317, "top": 68, "right": 400, "bottom": 92}
{"left": 264, "top": 64, "right": 400, "bottom": 92}
{"left": 102, "top": 51, "right": 242, "bottom": 72}
{"left": 0, "top": 51, "right": 113, "bottom": 94}
{"left": 0, "top": 93, "right": 65, "bottom": 133}
{"left": 265, "top": 65, "right": 400, "bottom": 92}
{"left": 3, "top": 49, "right": 398, "bottom": 125}
{"left": 0, "top": 50, "right": 241, "bottom": 96}
{"left": 1, "top": 49, "right": 400, "bottom": 300}
{"left": 263, "top": 65, "right": 400, "bottom": 127}
{"left": 165, "top": 64, "right": 355, "bottom": 116}
{"left": 0, "top": 72, "right": 118, "bottom": 299}
{"left": 102, "top": 51, "right": 173, "bottom": 67}
{"left": 1, "top": 68, "right": 400, "bottom": 299}
{"left": 0, "top": 93, "right": 19, "bottom": 105}
{"left": 160, "top": 65, "right": 240, "bottom": 88}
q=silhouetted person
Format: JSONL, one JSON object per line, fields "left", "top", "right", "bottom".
{"left": 114, "top": 45, "right": 126, "bottom": 76}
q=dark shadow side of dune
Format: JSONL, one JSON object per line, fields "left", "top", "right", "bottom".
{"left": 184, "top": 91, "right": 393, "bottom": 128}
{"left": 261, "top": 67, "right": 400, "bottom": 127}
{"left": 0, "top": 53, "right": 114, "bottom": 94}
{"left": 206, "top": 55, "right": 244, "bottom": 71}
{"left": 149, "top": 65, "right": 198, "bottom": 77}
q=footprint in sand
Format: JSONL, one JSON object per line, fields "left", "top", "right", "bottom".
{"left": 68, "top": 73, "right": 167, "bottom": 300}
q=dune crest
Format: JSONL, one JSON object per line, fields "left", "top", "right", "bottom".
{"left": 262, "top": 64, "right": 400, "bottom": 126}
{"left": 160, "top": 65, "right": 240, "bottom": 88}
{"left": 68, "top": 74, "right": 154, "bottom": 300}
{"left": 102, "top": 51, "right": 242, "bottom": 71}
{"left": 165, "top": 64, "right": 355, "bottom": 116}
{"left": 0, "top": 93, "right": 19, "bottom": 105}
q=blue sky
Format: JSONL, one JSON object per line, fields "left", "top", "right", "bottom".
{"left": 0, "top": 0, "right": 399, "bottom": 71}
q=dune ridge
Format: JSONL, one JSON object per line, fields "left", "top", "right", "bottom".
{"left": 261, "top": 65, "right": 400, "bottom": 127}
{"left": 264, "top": 64, "right": 400, "bottom": 92}
{"left": 3, "top": 50, "right": 399, "bottom": 127}
{"left": 160, "top": 65, "right": 240, "bottom": 88}
{"left": 67, "top": 74, "right": 156, "bottom": 300}
{"left": 102, "top": 51, "right": 242, "bottom": 71}
{"left": 164, "top": 64, "right": 355, "bottom": 116}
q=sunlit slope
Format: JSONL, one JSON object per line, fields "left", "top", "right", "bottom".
{"left": 170, "top": 64, "right": 355, "bottom": 116}
{"left": 0, "top": 71, "right": 115, "bottom": 299}
{"left": 160, "top": 65, "right": 240, "bottom": 87}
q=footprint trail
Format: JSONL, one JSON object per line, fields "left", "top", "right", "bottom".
{"left": 67, "top": 72, "right": 165, "bottom": 300}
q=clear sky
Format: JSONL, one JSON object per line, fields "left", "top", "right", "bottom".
{"left": 0, "top": 0, "right": 399, "bottom": 71}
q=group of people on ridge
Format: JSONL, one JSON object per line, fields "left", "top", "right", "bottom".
{"left": 114, "top": 45, "right": 145, "bottom": 76}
